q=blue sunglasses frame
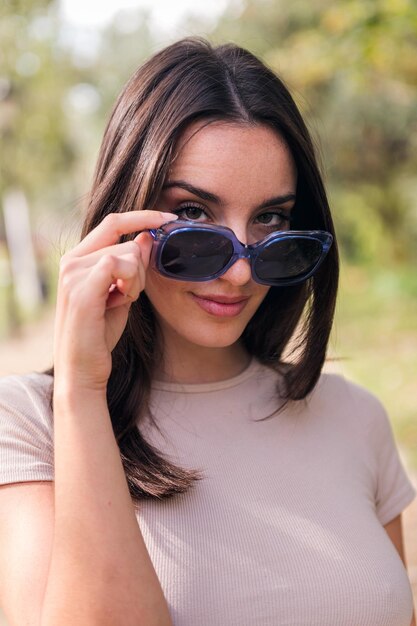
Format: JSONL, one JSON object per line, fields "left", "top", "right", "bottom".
{"left": 149, "top": 220, "right": 333, "bottom": 286}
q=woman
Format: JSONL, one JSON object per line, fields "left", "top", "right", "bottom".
{"left": 0, "top": 38, "right": 415, "bottom": 626}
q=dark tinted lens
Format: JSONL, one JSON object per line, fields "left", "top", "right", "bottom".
{"left": 160, "top": 230, "right": 234, "bottom": 278}
{"left": 256, "top": 237, "right": 323, "bottom": 281}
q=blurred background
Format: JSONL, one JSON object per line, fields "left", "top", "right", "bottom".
{"left": 0, "top": 0, "right": 416, "bottom": 618}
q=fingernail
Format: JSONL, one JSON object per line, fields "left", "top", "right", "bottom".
{"left": 160, "top": 212, "right": 178, "bottom": 220}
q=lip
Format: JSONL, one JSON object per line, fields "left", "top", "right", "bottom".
{"left": 191, "top": 293, "right": 249, "bottom": 317}
{"left": 194, "top": 294, "right": 249, "bottom": 304}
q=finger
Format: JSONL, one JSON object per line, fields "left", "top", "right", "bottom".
{"left": 106, "top": 257, "right": 145, "bottom": 310}
{"left": 105, "top": 286, "right": 137, "bottom": 310}
{"left": 113, "top": 255, "right": 144, "bottom": 301}
{"left": 64, "top": 239, "right": 142, "bottom": 271}
{"left": 58, "top": 242, "right": 148, "bottom": 307}
{"left": 56, "top": 254, "right": 144, "bottom": 321}
{"left": 134, "top": 231, "right": 154, "bottom": 269}
{"left": 75, "top": 253, "right": 143, "bottom": 307}
{"left": 68, "top": 210, "right": 178, "bottom": 258}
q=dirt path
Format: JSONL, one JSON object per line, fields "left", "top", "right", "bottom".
{"left": 0, "top": 309, "right": 415, "bottom": 624}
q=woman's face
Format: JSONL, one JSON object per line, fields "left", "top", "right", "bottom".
{"left": 144, "top": 120, "right": 297, "bottom": 353}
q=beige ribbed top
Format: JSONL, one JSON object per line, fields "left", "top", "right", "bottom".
{"left": 0, "top": 360, "right": 415, "bottom": 625}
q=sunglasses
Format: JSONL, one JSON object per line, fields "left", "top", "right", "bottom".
{"left": 149, "top": 220, "right": 333, "bottom": 286}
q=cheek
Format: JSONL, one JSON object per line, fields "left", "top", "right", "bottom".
{"left": 251, "top": 285, "right": 270, "bottom": 312}
{"left": 144, "top": 269, "right": 190, "bottom": 314}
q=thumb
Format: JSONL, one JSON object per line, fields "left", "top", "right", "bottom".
{"left": 134, "top": 231, "right": 154, "bottom": 268}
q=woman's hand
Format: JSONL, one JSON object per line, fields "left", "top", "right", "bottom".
{"left": 53, "top": 210, "right": 177, "bottom": 393}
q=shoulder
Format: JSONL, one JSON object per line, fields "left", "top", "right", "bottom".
{"left": 253, "top": 361, "right": 386, "bottom": 421}
{"left": 309, "top": 370, "right": 393, "bottom": 440}
{"left": 0, "top": 371, "right": 53, "bottom": 412}
{"left": 312, "top": 370, "right": 384, "bottom": 409}
{"left": 0, "top": 372, "right": 54, "bottom": 484}
{"left": 0, "top": 371, "right": 54, "bottom": 440}
{"left": 257, "top": 361, "right": 387, "bottom": 418}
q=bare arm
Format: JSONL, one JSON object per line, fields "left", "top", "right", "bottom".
{"left": 41, "top": 388, "right": 171, "bottom": 626}
{"left": 0, "top": 482, "right": 54, "bottom": 626}
{"left": 40, "top": 211, "right": 177, "bottom": 626}
{"left": 383, "top": 514, "right": 416, "bottom": 626}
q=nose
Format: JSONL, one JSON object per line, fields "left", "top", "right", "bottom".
{"left": 219, "top": 257, "right": 252, "bottom": 286}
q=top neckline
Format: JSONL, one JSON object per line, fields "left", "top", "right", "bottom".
{"left": 151, "top": 358, "right": 264, "bottom": 393}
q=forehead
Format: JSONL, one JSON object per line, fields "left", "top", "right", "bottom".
{"left": 168, "top": 120, "right": 297, "bottom": 202}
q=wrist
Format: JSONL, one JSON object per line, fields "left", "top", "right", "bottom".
{"left": 53, "top": 381, "right": 109, "bottom": 412}
{"left": 53, "top": 365, "right": 109, "bottom": 396}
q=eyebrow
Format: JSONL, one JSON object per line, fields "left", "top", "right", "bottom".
{"left": 163, "top": 180, "right": 296, "bottom": 210}
{"left": 257, "top": 193, "right": 296, "bottom": 210}
{"left": 163, "top": 180, "right": 223, "bottom": 205}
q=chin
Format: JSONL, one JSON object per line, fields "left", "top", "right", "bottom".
{"left": 190, "top": 333, "right": 243, "bottom": 349}
{"left": 166, "top": 320, "right": 248, "bottom": 350}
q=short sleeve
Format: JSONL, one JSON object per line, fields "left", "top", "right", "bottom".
{"left": 372, "top": 403, "right": 416, "bottom": 525}
{"left": 0, "top": 373, "right": 55, "bottom": 485}
{"left": 348, "top": 381, "right": 416, "bottom": 526}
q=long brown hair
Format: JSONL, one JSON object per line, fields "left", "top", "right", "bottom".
{"left": 57, "top": 37, "right": 339, "bottom": 501}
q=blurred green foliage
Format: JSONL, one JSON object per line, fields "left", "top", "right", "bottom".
{"left": 0, "top": 0, "right": 79, "bottom": 207}
{"left": 210, "top": 0, "right": 417, "bottom": 265}
{"left": 0, "top": 1, "right": 157, "bottom": 212}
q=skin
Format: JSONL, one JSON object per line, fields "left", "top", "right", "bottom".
{"left": 145, "top": 121, "right": 297, "bottom": 383}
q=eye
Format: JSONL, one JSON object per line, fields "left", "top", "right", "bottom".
{"left": 255, "top": 211, "right": 291, "bottom": 227}
{"left": 173, "top": 203, "right": 209, "bottom": 222}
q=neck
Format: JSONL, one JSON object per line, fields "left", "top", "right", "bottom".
{"left": 154, "top": 337, "right": 251, "bottom": 384}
